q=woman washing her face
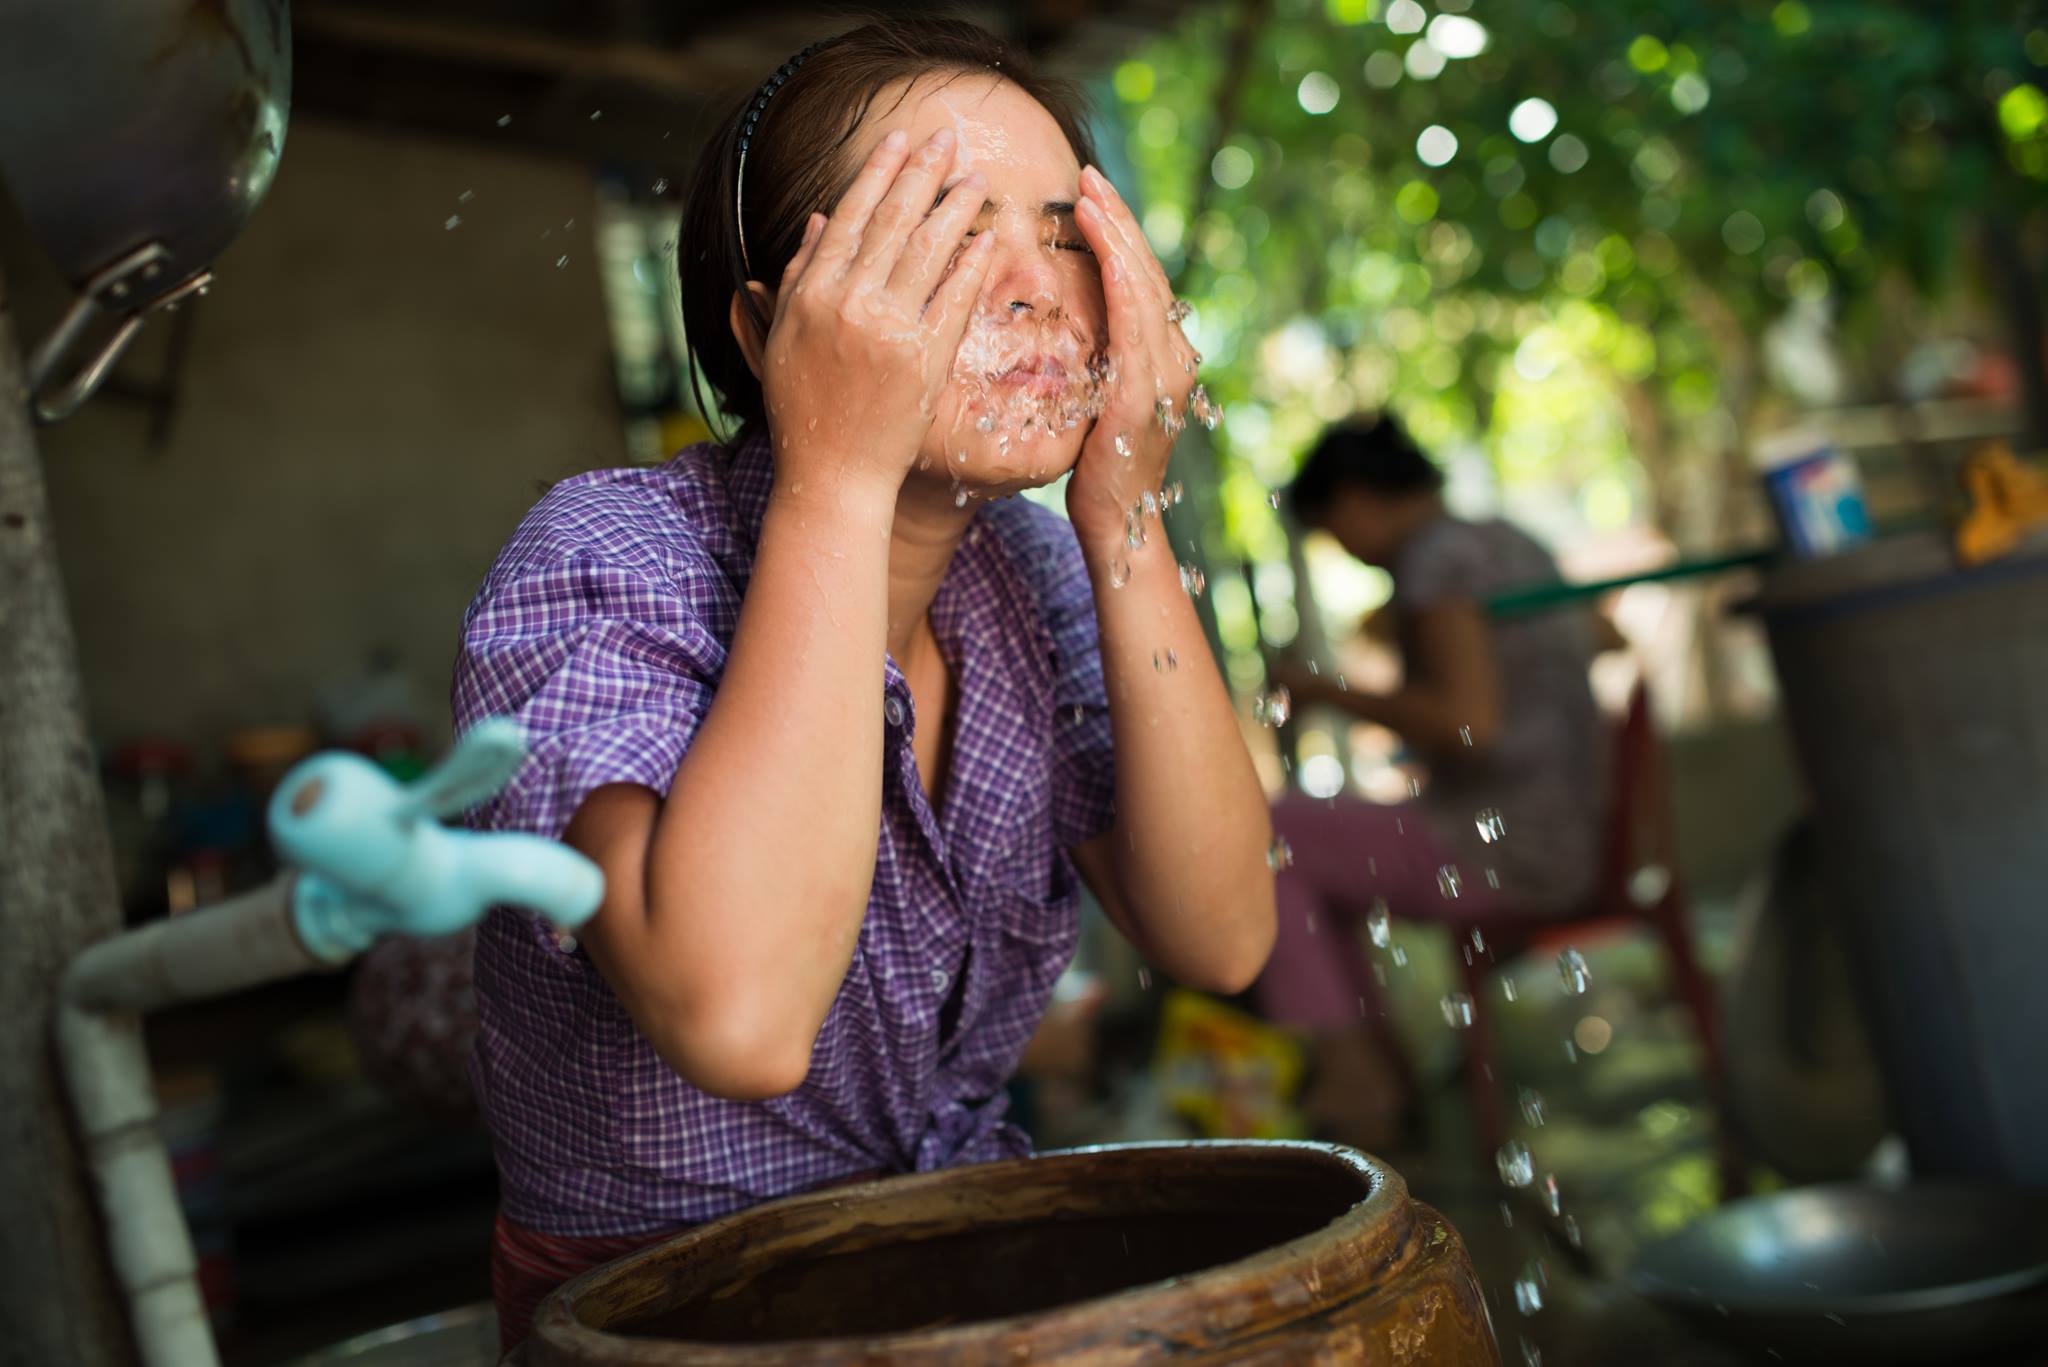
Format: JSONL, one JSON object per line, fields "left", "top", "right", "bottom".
{"left": 452, "top": 19, "right": 1275, "bottom": 1350}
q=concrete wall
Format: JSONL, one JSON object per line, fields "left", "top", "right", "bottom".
{"left": 2, "top": 117, "right": 627, "bottom": 759}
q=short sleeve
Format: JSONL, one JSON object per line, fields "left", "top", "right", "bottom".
{"left": 1394, "top": 521, "right": 1497, "bottom": 613}
{"left": 1001, "top": 508, "right": 1117, "bottom": 849}
{"left": 454, "top": 553, "right": 727, "bottom": 843}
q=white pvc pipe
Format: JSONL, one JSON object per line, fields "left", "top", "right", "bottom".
{"left": 56, "top": 875, "right": 324, "bottom": 1367}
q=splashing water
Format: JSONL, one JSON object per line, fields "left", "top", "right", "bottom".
{"left": 1166, "top": 298, "right": 1193, "bottom": 325}
{"left": 1180, "top": 563, "right": 1206, "bottom": 597}
{"left": 653, "top": 177, "right": 669, "bottom": 194}
{"left": 1189, "top": 384, "right": 1222, "bottom": 430}
{"left": 1390, "top": 944, "right": 1408, "bottom": 968}
{"left": 1557, "top": 946, "right": 1591, "bottom": 995}
{"left": 1437, "top": 865, "right": 1463, "bottom": 899}
{"left": 1502, "top": 976, "right": 1519, "bottom": 1003}
{"left": 1154, "top": 393, "right": 1184, "bottom": 437}
{"left": 1367, "top": 897, "right": 1391, "bottom": 948}
{"left": 1519, "top": 1335, "right": 1543, "bottom": 1366}
{"left": 1141, "top": 489, "right": 1158, "bottom": 516}
{"left": 1518, "top": 1087, "right": 1546, "bottom": 1127}
{"left": 1540, "top": 1173, "right": 1562, "bottom": 1217}
{"left": 1496, "top": 1139, "right": 1534, "bottom": 1188}
{"left": 1267, "top": 837, "right": 1295, "bottom": 871}
{"left": 1167, "top": 480, "right": 1185, "bottom": 506}
{"left": 1440, "top": 992, "right": 1475, "bottom": 1029}
{"left": 1254, "top": 687, "right": 1292, "bottom": 727}
{"left": 1267, "top": 491, "right": 1282, "bottom": 509}
{"left": 1114, "top": 431, "right": 1133, "bottom": 457}
{"left": 1514, "top": 1260, "right": 1548, "bottom": 1316}
{"left": 1475, "top": 808, "right": 1506, "bottom": 844}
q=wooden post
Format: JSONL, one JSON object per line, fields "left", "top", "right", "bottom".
{"left": 0, "top": 263, "right": 137, "bottom": 1362}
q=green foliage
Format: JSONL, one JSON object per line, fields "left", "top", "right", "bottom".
{"left": 1116, "top": 0, "right": 2048, "bottom": 555}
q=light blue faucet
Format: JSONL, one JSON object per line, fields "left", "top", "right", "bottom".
{"left": 59, "top": 717, "right": 604, "bottom": 1367}
{"left": 270, "top": 717, "right": 603, "bottom": 960}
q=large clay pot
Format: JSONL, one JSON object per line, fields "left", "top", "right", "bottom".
{"left": 525, "top": 1141, "right": 1499, "bottom": 1365}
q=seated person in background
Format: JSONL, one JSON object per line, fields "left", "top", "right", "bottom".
{"left": 1258, "top": 415, "right": 1611, "bottom": 1150}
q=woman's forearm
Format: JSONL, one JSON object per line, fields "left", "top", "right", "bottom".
{"left": 1084, "top": 529, "right": 1275, "bottom": 992}
{"left": 641, "top": 479, "right": 897, "bottom": 1064}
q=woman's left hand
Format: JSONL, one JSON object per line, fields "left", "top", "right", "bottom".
{"left": 1065, "top": 165, "right": 1209, "bottom": 549}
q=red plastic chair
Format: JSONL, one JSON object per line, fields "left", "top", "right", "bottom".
{"left": 1447, "top": 681, "right": 1741, "bottom": 1192}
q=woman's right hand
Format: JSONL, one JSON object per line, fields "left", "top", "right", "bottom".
{"left": 759, "top": 126, "right": 996, "bottom": 504}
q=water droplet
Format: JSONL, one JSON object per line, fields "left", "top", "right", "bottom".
{"left": 1459, "top": 724, "right": 1474, "bottom": 746}
{"left": 1557, "top": 946, "right": 1591, "bottom": 995}
{"left": 1367, "top": 897, "right": 1391, "bottom": 948}
{"left": 1475, "top": 808, "right": 1506, "bottom": 844}
{"left": 589, "top": 109, "right": 604, "bottom": 121}
{"left": 457, "top": 189, "right": 474, "bottom": 203}
{"left": 1189, "top": 383, "right": 1221, "bottom": 430}
{"left": 1496, "top": 1139, "right": 1535, "bottom": 1188}
{"left": 955, "top": 449, "right": 967, "bottom": 463}
{"left": 1500, "top": 1200, "right": 1515, "bottom": 1228}
{"left": 1267, "top": 491, "right": 1281, "bottom": 509}
{"left": 444, "top": 214, "right": 463, "bottom": 230}
{"left": 955, "top": 489, "right": 969, "bottom": 508}
{"left": 1125, "top": 523, "right": 1143, "bottom": 551}
{"left": 1563, "top": 1214, "right": 1582, "bottom": 1248}
{"left": 1514, "top": 1259, "right": 1548, "bottom": 1316}
{"left": 555, "top": 254, "right": 570, "bottom": 268}
{"left": 1390, "top": 944, "right": 1408, "bottom": 968}
{"left": 1179, "top": 563, "right": 1206, "bottom": 596}
{"left": 496, "top": 114, "right": 512, "bottom": 127}
{"left": 1502, "top": 975, "right": 1519, "bottom": 1002}
{"left": 1152, "top": 648, "right": 1179, "bottom": 673}
{"left": 1137, "top": 966, "right": 1152, "bottom": 990}
{"left": 1540, "top": 1172, "right": 1562, "bottom": 1217}
{"left": 1471, "top": 927, "right": 1486, "bottom": 953}
{"left": 1154, "top": 393, "right": 1184, "bottom": 436}
{"left": 1437, "top": 865, "right": 1463, "bottom": 899}
{"left": 1485, "top": 867, "right": 1501, "bottom": 889}
{"left": 1109, "top": 557, "right": 1131, "bottom": 588}
{"left": 653, "top": 177, "right": 669, "bottom": 194}
{"left": 1519, "top": 1333, "right": 1543, "bottom": 1366}
{"left": 1114, "top": 431, "right": 1133, "bottom": 457}
{"left": 1254, "top": 686, "right": 1292, "bottom": 727}
{"left": 1440, "top": 991, "right": 1475, "bottom": 1028}
{"left": 1166, "top": 298, "right": 1193, "bottom": 324}
{"left": 977, "top": 413, "right": 996, "bottom": 433}
{"left": 1519, "top": 1087, "right": 1546, "bottom": 1127}
{"left": 1267, "top": 837, "right": 1295, "bottom": 871}
{"left": 1141, "top": 489, "right": 1158, "bottom": 516}
{"left": 1072, "top": 705, "right": 1084, "bottom": 723}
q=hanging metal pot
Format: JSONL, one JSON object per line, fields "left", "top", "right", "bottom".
{"left": 0, "top": 0, "right": 291, "bottom": 422}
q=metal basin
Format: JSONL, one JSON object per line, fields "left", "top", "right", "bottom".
{"left": 1629, "top": 1181, "right": 2048, "bottom": 1362}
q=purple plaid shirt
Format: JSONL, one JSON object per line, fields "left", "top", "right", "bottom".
{"left": 452, "top": 434, "right": 1116, "bottom": 1237}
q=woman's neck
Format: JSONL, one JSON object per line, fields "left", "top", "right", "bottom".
{"left": 884, "top": 473, "right": 977, "bottom": 662}
{"left": 1385, "top": 494, "right": 1449, "bottom": 563}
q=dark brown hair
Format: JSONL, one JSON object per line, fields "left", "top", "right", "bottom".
{"left": 678, "top": 17, "right": 1098, "bottom": 442}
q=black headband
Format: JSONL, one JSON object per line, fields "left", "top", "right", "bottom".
{"left": 736, "top": 40, "right": 829, "bottom": 276}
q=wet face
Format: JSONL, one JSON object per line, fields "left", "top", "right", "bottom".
{"left": 850, "top": 75, "right": 1107, "bottom": 499}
